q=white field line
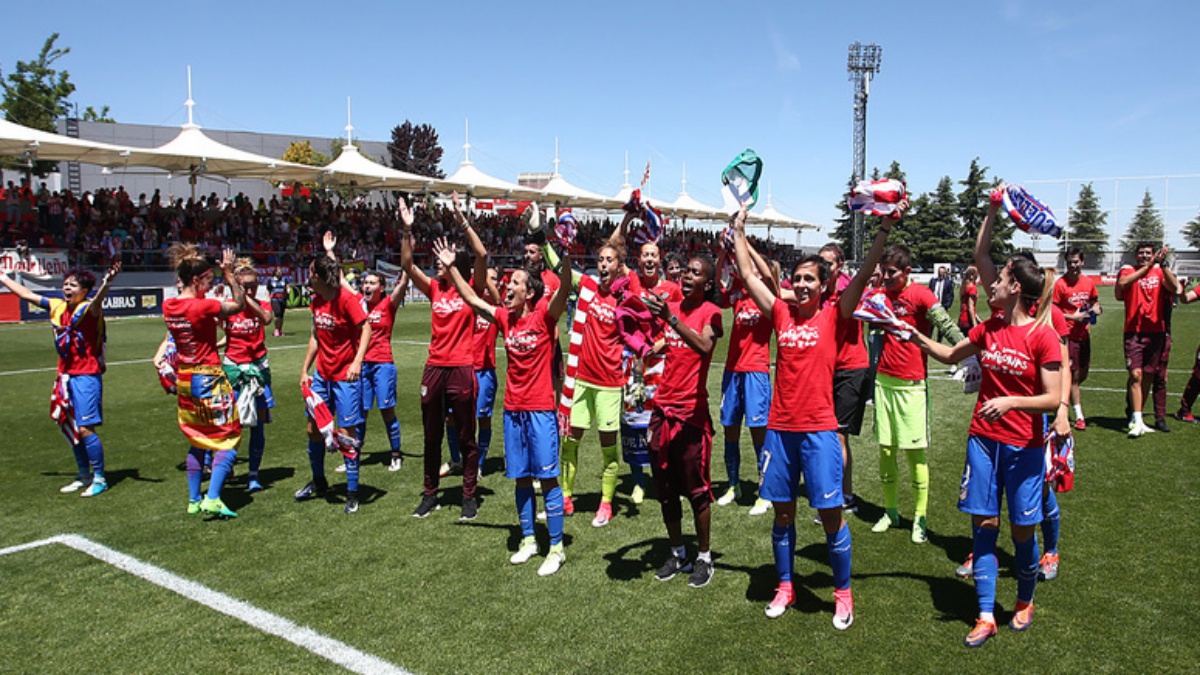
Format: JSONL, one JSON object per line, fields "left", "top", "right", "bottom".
{"left": 0, "top": 534, "right": 410, "bottom": 675}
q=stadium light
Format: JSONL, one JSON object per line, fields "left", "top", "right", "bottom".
{"left": 847, "top": 42, "right": 882, "bottom": 262}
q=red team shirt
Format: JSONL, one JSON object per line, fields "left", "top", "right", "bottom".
{"left": 310, "top": 288, "right": 368, "bottom": 380}
{"left": 163, "top": 297, "right": 223, "bottom": 367}
{"left": 577, "top": 286, "right": 624, "bottom": 389}
{"left": 221, "top": 300, "right": 269, "bottom": 363}
{"left": 968, "top": 318, "right": 1062, "bottom": 447}
{"left": 1052, "top": 275, "right": 1098, "bottom": 342}
{"left": 46, "top": 299, "right": 104, "bottom": 375}
{"left": 473, "top": 311, "right": 500, "bottom": 370}
{"left": 959, "top": 282, "right": 978, "bottom": 326}
{"left": 493, "top": 306, "right": 557, "bottom": 411}
{"left": 654, "top": 301, "right": 723, "bottom": 428}
{"left": 768, "top": 300, "right": 840, "bottom": 432}
{"left": 363, "top": 295, "right": 397, "bottom": 363}
{"left": 1119, "top": 265, "right": 1167, "bottom": 334}
{"left": 626, "top": 273, "right": 682, "bottom": 303}
{"left": 425, "top": 279, "right": 474, "bottom": 367}
{"left": 824, "top": 284, "right": 870, "bottom": 371}
{"left": 878, "top": 281, "right": 939, "bottom": 381}
{"left": 720, "top": 285, "right": 772, "bottom": 373}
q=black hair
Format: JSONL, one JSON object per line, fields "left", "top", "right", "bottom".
{"left": 791, "top": 255, "right": 832, "bottom": 285}
{"left": 521, "top": 269, "right": 545, "bottom": 305}
{"left": 65, "top": 268, "right": 97, "bottom": 290}
{"left": 1065, "top": 247, "right": 1083, "bottom": 260}
{"left": 309, "top": 255, "right": 340, "bottom": 289}
{"left": 818, "top": 243, "right": 845, "bottom": 265}
{"left": 880, "top": 244, "right": 911, "bottom": 270}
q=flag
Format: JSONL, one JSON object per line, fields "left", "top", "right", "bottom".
{"left": 301, "top": 380, "right": 361, "bottom": 459}
{"left": 559, "top": 275, "right": 599, "bottom": 436}
{"left": 721, "top": 149, "right": 764, "bottom": 209}
{"left": 49, "top": 374, "right": 81, "bottom": 446}
{"left": 851, "top": 288, "right": 912, "bottom": 340}
{"left": 847, "top": 179, "right": 907, "bottom": 217}
{"left": 1044, "top": 429, "right": 1076, "bottom": 493}
{"left": 640, "top": 158, "right": 651, "bottom": 189}
{"left": 1000, "top": 184, "right": 1061, "bottom": 238}
{"left": 555, "top": 212, "right": 577, "bottom": 247}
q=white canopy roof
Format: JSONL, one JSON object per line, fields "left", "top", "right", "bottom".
{"left": 321, "top": 143, "right": 444, "bottom": 193}
{"left": 540, "top": 173, "right": 616, "bottom": 208}
{"left": 130, "top": 124, "right": 322, "bottom": 182}
{"left": 0, "top": 117, "right": 136, "bottom": 167}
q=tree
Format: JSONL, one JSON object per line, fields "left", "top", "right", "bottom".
{"left": 387, "top": 121, "right": 445, "bottom": 179}
{"left": 1063, "top": 183, "right": 1109, "bottom": 262}
{"left": 1183, "top": 209, "right": 1200, "bottom": 250}
{"left": 81, "top": 105, "right": 113, "bottom": 122}
{"left": 908, "top": 176, "right": 965, "bottom": 267}
{"left": 831, "top": 175, "right": 856, "bottom": 253}
{"left": 1119, "top": 190, "right": 1165, "bottom": 253}
{"left": 1, "top": 34, "right": 76, "bottom": 176}
{"left": 957, "top": 158, "right": 1014, "bottom": 263}
{"left": 279, "top": 141, "right": 330, "bottom": 189}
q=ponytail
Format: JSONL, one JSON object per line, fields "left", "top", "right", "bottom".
{"left": 1031, "top": 267, "right": 1055, "bottom": 329}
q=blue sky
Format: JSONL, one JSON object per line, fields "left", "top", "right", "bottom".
{"left": 6, "top": 1, "right": 1199, "bottom": 248}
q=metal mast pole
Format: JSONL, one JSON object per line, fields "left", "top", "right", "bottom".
{"left": 848, "top": 42, "right": 882, "bottom": 262}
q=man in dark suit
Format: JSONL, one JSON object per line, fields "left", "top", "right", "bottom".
{"left": 928, "top": 266, "right": 955, "bottom": 341}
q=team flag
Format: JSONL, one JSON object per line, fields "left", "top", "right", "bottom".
{"left": 999, "top": 184, "right": 1061, "bottom": 238}
{"left": 721, "top": 149, "right": 763, "bottom": 209}
{"left": 301, "top": 380, "right": 361, "bottom": 459}
{"left": 1044, "top": 429, "right": 1076, "bottom": 493}
{"left": 847, "top": 178, "right": 907, "bottom": 217}
{"left": 555, "top": 212, "right": 577, "bottom": 247}
{"left": 49, "top": 374, "right": 81, "bottom": 446}
{"left": 852, "top": 288, "right": 913, "bottom": 340}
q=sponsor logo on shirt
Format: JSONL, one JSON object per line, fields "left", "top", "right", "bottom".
{"left": 506, "top": 328, "right": 542, "bottom": 354}
{"left": 980, "top": 343, "right": 1031, "bottom": 377}
{"left": 734, "top": 306, "right": 762, "bottom": 327}
{"left": 778, "top": 323, "right": 820, "bottom": 349}
{"left": 226, "top": 316, "right": 259, "bottom": 336}
{"left": 589, "top": 300, "right": 615, "bottom": 325}
{"left": 1138, "top": 275, "right": 1160, "bottom": 291}
{"left": 432, "top": 296, "right": 465, "bottom": 317}
{"left": 314, "top": 311, "right": 340, "bottom": 332}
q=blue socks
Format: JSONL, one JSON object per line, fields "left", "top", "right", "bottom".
{"left": 972, "top": 524, "right": 1000, "bottom": 615}
{"left": 772, "top": 523, "right": 795, "bottom": 583}
{"left": 545, "top": 484, "right": 564, "bottom": 546}
{"left": 724, "top": 440, "right": 741, "bottom": 488}
{"left": 1042, "top": 489, "right": 1061, "bottom": 555}
{"left": 516, "top": 486, "right": 536, "bottom": 538}
{"left": 386, "top": 417, "right": 401, "bottom": 453}
{"left": 1014, "top": 535, "right": 1040, "bottom": 604}
{"left": 307, "top": 439, "right": 325, "bottom": 479}
{"left": 207, "top": 449, "right": 236, "bottom": 500}
{"left": 826, "top": 522, "right": 853, "bottom": 590}
{"left": 248, "top": 423, "right": 265, "bottom": 475}
{"left": 630, "top": 463, "right": 647, "bottom": 488}
{"left": 344, "top": 453, "right": 359, "bottom": 492}
{"left": 186, "top": 447, "right": 204, "bottom": 502}
{"left": 83, "top": 434, "right": 105, "bottom": 477}
{"left": 71, "top": 441, "right": 90, "bottom": 481}
{"left": 477, "top": 425, "right": 492, "bottom": 474}
{"left": 447, "top": 423, "right": 462, "bottom": 464}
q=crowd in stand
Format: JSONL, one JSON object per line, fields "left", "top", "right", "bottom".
{"left": 0, "top": 182, "right": 799, "bottom": 273}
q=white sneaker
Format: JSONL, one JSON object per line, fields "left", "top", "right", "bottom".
{"left": 80, "top": 480, "right": 108, "bottom": 498}
{"left": 631, "top": 484, "right": 645, "bottom": 504}
{"left": 60, "top": 480, "right": 87, "bottom": 494}
{"left": 510, "top": 538, "right": 539, "bottom": 565}
{"left": 749, "top": 498, "right": 771, "bottom": 516}
{"left": 334, "top": 463, "right": 347, "bottom": 473}
{"left": 538, "top": 546, "right": 565, "bottom": 576}
{"left": 1128, "top": 422, "right": 1155, "bottom": 438}
{"left": 536, "top": 510, "right": 547, "bottom": 522}
{"left": 388, "top": 456, "right": 403, "bottom": 472}
{"left": 717, "top": 485, "right": 741, "bottom": 506}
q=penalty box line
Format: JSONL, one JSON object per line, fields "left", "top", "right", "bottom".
{"left": 0, "top": 534, "right": 410, "bottom": 675}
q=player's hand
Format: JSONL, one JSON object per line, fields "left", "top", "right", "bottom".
{"left": 346, "top": 360, "right": 362, "bottom": 382}
{"left": 977, "top": 395, "right": 1015, "bottom": 421}
{"left": 300, "top": 372, "right": 312, "bottom": 390}
{"left": 103, "top": 261, "right": 122, "bottom": 285}
{"left": 643, "top": 292, "right": 669, "bottom": 319}
{"left": 432, "top": 238, "right": 456, "bottom": 270}
{"left": 219, "top": 248, "right": 236, "bottom": 273}
{"left": 397, "top": 198, "right": 415, "bottom": 228}
{"left": 1052, "top": 407, "right": 1070, "bottom": 436}
{"left": 732, "top": 208, "right": 747, "bottom": 234}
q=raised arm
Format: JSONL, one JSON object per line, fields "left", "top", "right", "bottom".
{"left": 452, "top": 192, "right": 489, "bottom": 291}
{"left": 434, "top": 239, "right": 495, "bottom": 324}
{"left": 0, "top": 270, "right": 47, "bottom": 306}
{"left": 547, "top": 250, "right": 573, "bottom": 321}
{"left": 1159, "top": 246, "right": 1180, "bottom": 295}
{"left": 839, "top": 203, "right": 906, "bottom": 318}
{"left": 731, "top": 210, "right": 776, "bottom": 319}
{"left": 324, "top": 231, "right": 355, "bottom": 294}
{"left": 388, "top": 269, "right": 410, "bottom": 307}
{"left": 975, "top": 188, "right": 1003, "bottom": 291}
{"left": 398, "top": 198, "right": 432, "bottom": 296}
{"left": 85, "top": 262, "right": 121, "bottom": 318}
{"left": 745, "top": 237, "right": 781, "bottom": 298}
{"left": 606, "top": 210, "right": 637, "bottom": 251}
{"left": 216, "top": 249, "right": 247, "bottom": 318}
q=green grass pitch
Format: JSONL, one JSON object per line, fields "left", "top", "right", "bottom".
{"left": 1, "top": 301, "right": 1198, "bottom": 672}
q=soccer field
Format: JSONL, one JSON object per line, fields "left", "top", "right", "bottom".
{"left": 1, "top": 304, "right": 1198, "bottom": 673}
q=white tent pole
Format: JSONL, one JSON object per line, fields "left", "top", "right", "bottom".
{"left": 345, "top": 96, "right": 354, "bottom": 146}
{"left": 184, "top": 66, "right": 197, "bottom": 129}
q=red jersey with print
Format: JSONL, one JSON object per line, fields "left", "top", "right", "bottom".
{"left": 1119, "top": 265, "right": 1167, "bottom": 333}
{"left": 540, "top": 268, "right": 561, "bottom": 297}
{"left": 164, "top": 297, "right": 222, "bottom": 367}
{"left": 577, "top": 286, "right": 624, "bottom": 388}
{"left": 222, "top": 300, "right": 269, "bottom": 363}
{"left": 655, "top": 301, "right": 723, "bottom": 427}
{"left": 1052, "top": 275, "right": 1098, "bottom": 341}
{"left": 425, "top": 278, "right": 474, "bottom": 367}
{"left": 626, "top": 272, "right": 682, "bottom": 303}
{"left": 968, "top": 318, "right": 1062, "bottom": 447}
{"left": 44, "top": 298, "right": 105, "bottom": 375}
{"left": 823, "top": 286, "right": 869, "bottom": 370}
{"left": 720, "top": 285, "right": 772, "bottom": 373}
{"left": 363, "top": 295, "right": 397, "bottom": 363}
{"left": 1051, "top": 304, "right": 1070, "bottom": 340}
{"left": 310, "top": 288, "right": 368, "bottom": 380}
{"left": 494, "top": 306, "right": 557, "bottom": 411}
{"left": 769, "top": 299, "right": 839, "bottom": 432}
{"left": 959, "top": 282, "right": 978, "bottom": 325}
{"left": 878, "top": 281, "right": 938, "bottom": 381}
{"left": 473, "top": 310, "right": 500, "bottom": 370}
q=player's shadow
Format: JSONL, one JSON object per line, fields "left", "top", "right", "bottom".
{"left": 458, "top": 520, "right": 576, "bottom": 552}
{"left": 601, "top": 537, "right": 680, "bottom": 582}
{"left": 705, "top": 553, "right": 828, "bottom": 612}
{"left": 853, "top": 569, "right": 980, "bottom": 626}
{"left": 42, "top": 468, "right": 162, "bottom": 489}
{"left": 1087, "top": 415, "right": 1135, "bottom": 433}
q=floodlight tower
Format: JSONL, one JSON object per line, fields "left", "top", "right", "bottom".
{"left": 847, "top": 41, "right": 882, "bottom": 262}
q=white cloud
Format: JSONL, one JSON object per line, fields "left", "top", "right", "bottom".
{"left": 771, "top": 30, "right": 801, "bottom": 73}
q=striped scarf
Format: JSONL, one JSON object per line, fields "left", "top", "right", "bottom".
{"left": 558, "top": 274, "right": 599, "bottom": 436}
{"left": 301, "top": 380, "right": 360, "bottom": 459}
{"left": 49, "top": 373, "right": 81, "bottom": 446}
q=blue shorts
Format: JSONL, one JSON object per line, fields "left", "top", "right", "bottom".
{"left": 503, "top": 410, "right": 560, "bottom": 480}
{"left": 759, "top": 429, "right": 843, "bottom": 509}
{"left": 68, "top": 374, "right": 103, "bottom": 427}
{"left": 360, "top": 362, "right": 397, "bottom": 410}
{"left": 312, "top": 374, "right": 364, "bottom": 428}
{"left": 719, "top": 371, "right": 771, "bottom": 428}
{"left": 958, "top": 435, "right": 1045, "bottom": 526}
{"left": 476, "top": 368, "right": 497, "bottom": 418}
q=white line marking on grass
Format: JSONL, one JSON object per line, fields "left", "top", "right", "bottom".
{"left": 1, "top": 534, "right": 410, "bottom": 675}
